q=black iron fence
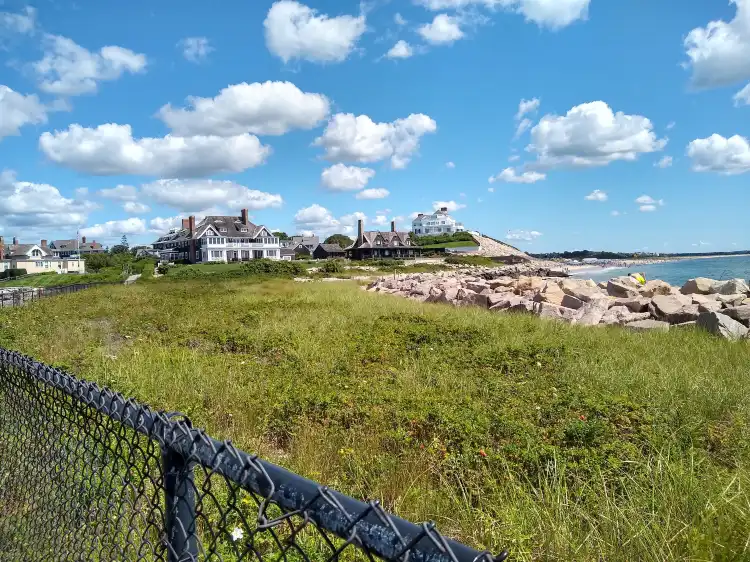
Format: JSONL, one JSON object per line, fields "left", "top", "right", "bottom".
{"left": 0, "top": 348, "right": 509, "bottom": 562}
{"left": 0, "top": 282, "right": 120, "bottom": 308}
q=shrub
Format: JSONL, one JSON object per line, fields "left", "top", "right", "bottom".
{"left": 445, "top": 255, "right": 496, "bottom": 266}
{"left": 321, "top": 260, "right": 345, "bottom": 274}
{"left": 0, "top": 268, "right": 27, "bottom": 280}
{"left": 414, "top": 232, "right": 474, "bottom": 247}
{"left": 157, "top": 264, "right": 170, "bottom": 275}
{"left": 241, "top": 259, "right": 306, "bottom": 277}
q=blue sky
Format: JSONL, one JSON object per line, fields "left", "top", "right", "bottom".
{"left": 1, "top": 0, "right": 749, "bottom": 252}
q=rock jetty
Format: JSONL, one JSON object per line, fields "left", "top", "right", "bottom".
{"left": 367, "top": 269, "right": 750, "bottom": 341}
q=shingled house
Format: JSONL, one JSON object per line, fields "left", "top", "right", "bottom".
{"left": 312, "top": 244, "right": 346, "bottom": 260}
{"left": 345, "top": 220, "right": 420, "bottom": 260}
{"left": 49, "top": 237, "right": 105, "bottom": 257}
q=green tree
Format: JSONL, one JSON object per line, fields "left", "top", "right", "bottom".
{"left": 84, "top": 253, "right": 111, "bottom": 272}
{"left": 110, "top": 245, "right": 129, "bottom": 255}
{"left": 324, "top": 234, "right": 354, "bottom": 248}
{"left": 272, "top": 231, "right": 289, "bottom": 239}
{"left": 121, "top": 234, "right": 129, "bottom": 249}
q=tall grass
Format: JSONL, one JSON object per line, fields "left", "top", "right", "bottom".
{"left": 0, "top": 279, "right": 748, "bottom": 560}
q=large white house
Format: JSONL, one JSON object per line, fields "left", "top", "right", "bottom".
{"left": 152, "top": 210, "right": 281, "bottom": 263}
{"left": 0, "top": 237, "right": 85, "bottom": 275}
{"left": 411, "top": 207, "right": 466, "bottom": 237}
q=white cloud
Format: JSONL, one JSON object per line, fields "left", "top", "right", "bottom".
{"left": 527, "top": 101, "right": 667, "bottom": 168}
{"left": 611, "top": 210, "right": 620, "bottom": 217}
{"left": 489, "top": 167, "right": 546, "bottom": 183}
{"left": 372, "top": 215, "right": 388, "bottom": 226}
{"left": 140, "top": 179, "right": 283, "bottom": 212}
{"left": 158, "top": 81, "right": 330, "bottom": 137}
{"left": 99, "top": 184, "right": 138, "bottom": 201}
{"left": 415, "top": 0, "right": 590, "bottom": 29}
{"left": 0, "top": 169, "right": 90, "bottom": 228}
{"left": 123, "top": 201, "right": 151, "bottom": 214}
{"left": 264, "top": 1, "right": 366, "bottom": 64}
{"left": 148, "top": 215, "right": 184, "bottom": 233}
{"left": 516, "top": 97, "right": 540, "bottom": 120}
{"left": 39, "top": 124, "right": 271, "bottom": 177}
{"left": 446, "top": 161, "right": 456, "bottom": 168}
{"left": 734, "top": 83, "right": 750, "bottom": 106}
{"left": 294, "top": 203, "right": 363, "bottom": 235}
{"left": 0, "top": 86, "right": 47, "bottom": 140}
{"left": 321, "top": 163, "right": 376, "bottom": 191}
{"left": 355, "top": 188, "right": 390, "bottom": 199}
{"left": 683, "top": 0, "right": 750, "bottom": 89}
{"left": 584, "top": 189, "right": 608, "bottom": 202}
{"left": 394, "top": 13, "right": 407, "bottom": 26}
{"left": 81, "top": 218, "right": 146, "bottom": 239}
{"left": 433, "top": 200, "right": 465, "bottom": 212}
{"left": 506, "top": 229, "right": 542, "bottom": 241}
{"left": 508, "top": 154, "right": 520, "bottom": 162}
{"left": 655, "top": 155, "right": 673, "bottom": 168}
{"left": 178, "top": 37, "right": 213, "bottom": 63}
{"left": 514, "top": 118, "right": 532, "bottom": 138}
{"left": 636, "top": 195, "right": 665, "bottom": 212}
{"left": 75, "top": 187, "right": 89, "bottom": 197}
{"left": 0, "top": 7, "right": 36, "bottom": 34}
{"left": 687, "top": 133, "right": 750, "bottom": 174}
{"left": 386, "top": 40, "right": 414, "bottom": 59}
{"left": 418, "top": 14, "right": 464, "bottom": 45}
{"left": 488, "top": 187, "right": 495, "bottom": 192}
{"left": 33, "top": 34, "right": 146, "bottom": 96}
{"left": 314, "top": 113, "right": 437, "bottom": 169}
{"left": 666, "top": 121, "right": 676, "bottom": 130}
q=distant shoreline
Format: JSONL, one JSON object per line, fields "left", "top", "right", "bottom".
{"left": 566, "top": 253, "right": 750, "bottom": 274}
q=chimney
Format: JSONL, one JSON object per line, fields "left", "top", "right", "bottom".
{"left": 356, "top": 219, "right": 364, "bottom": 246}
{"left": 0, "top": 236, "right": 4, "bottom": 260}
{"left": 181, "top": 218, "right": 190, "bottom": 230}
{"left": 82, "top": 236, "right": 87, "bottom": 244}
{"left": 241, "top": 208, "right": 249, "bottom": 225}
{"left": 41, "top": 239, "right": 48, "bottom": 248}
{"left": 441, "top": 207, "right": 448, "bottom": 213}
{"left": 12, "top": 236, "right": 18, "bottom": 245}
{"left": 188, "top": 215, "right": 195, "bottom": 234}
{"left": 188, "top": 215, "right": 197, "bottom": 264}
{"left": 391, "top": 220, "right": 396, "bottom": 233}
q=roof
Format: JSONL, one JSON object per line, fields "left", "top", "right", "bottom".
{"left": 280, "top": 248, "right": 296, "bottom": 257}
{"left": 50, "top": 239, "right": 103, "bottom": 251}
{"left": 4, "top": 244, "right": 53, "bottom": 258}
{"left": 347, "top": 231, "right": 414, "bottom": 250}
{"left": 292, "top": 235, "right": 319, "bottom": 246}
{"left": 196, "top": 215, "right": 267, "bottom": 239}
{"left": 316, "top": 244, "right": 345, "bottom": 253}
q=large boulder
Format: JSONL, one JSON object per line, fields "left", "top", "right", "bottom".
{"left": 507, "top": 299, "right": 536, "bottom": 314}
{"left": 625, "top": 319, "right": 670, "bottom": 332}
{"left": 641, "top": 280, "right": 673, "bottom": 297}
{"left": 576, "top": 299, "right": 610, "bottom": 326}
{"left": 601, "top": 306, "right": 652, "bottom": 326}
{"left": 696, "top": 312, "right": 749, "bottom": 341}
{"left": 717, "top": 294, "right": 747, "bottom": 307}
{"left": 437, "top": 287, "right": 460, "bottom": 305}
{"left": 649, "top": 294, "right": 696, "bottom": 324}
{"left": 720, "top": 305, "right": 750, "bottom": 327}
{"left": 515, "top": 276, "right": 545, "bottom": 294}
{"left": 612, "top": 296, "right": 651, "bottom": 313}
{"left": 533, "top": 302, "right": 578, "bottom": 323}
{"left": 698, "top": 301, "right": 723, "bottom": 313}
{"left": 561, "top": 294, "right": 585, "bottom": 310}
{"left": 489, "top": 277, "right": 516, "bottom": 290}
{"left": 710, "top": 278, "right": 750, "bottom": 295}
{"left": 533, "top": 283, "right": 567, "bottom": 306}
{"left": 680, "top": 278, "right": 716, "bottom": 295}
{"left": 607, "top": 278, "right": 640, "bottom": 298}
{"left": 489, "top": 294, "right": 525, "bottom": 310}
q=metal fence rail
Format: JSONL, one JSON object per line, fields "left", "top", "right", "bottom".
{"left": 0, "top": 348, "right": 509, "bottom": 562}
{"left": 0, "top": 282, "right": 120, "bottom": 308}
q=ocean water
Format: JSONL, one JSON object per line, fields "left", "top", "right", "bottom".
{"left": 573, "top": 256, "right": 750, "bottom": 287}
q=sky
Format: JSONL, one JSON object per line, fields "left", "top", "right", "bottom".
{"left": 1, "top": 0, "right": 749, "bottom": 253}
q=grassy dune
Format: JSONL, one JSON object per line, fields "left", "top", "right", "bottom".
{"left": 1, "top": 279, "right": 749, "bottom": 560}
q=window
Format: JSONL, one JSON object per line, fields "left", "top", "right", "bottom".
{"left": 240, "top": 228, "right": 248, "bottom": 233}
{"left": 266, "top": 250, "right": 277, "bottom": 257}
{"left": 31, "top": 249, "right": 42, "bottom": 257}
{"left": 376, "top": 239, "right": 382, "bottom": 245}
{"left": 211, "top": 251, "right": 223, "bottom": 259}
{"left": 220, "top": 228, "right": 227, "bottom": 233}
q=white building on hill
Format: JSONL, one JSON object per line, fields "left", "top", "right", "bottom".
{"left": 411, "top": 207, "right": 465, "bottom": 237}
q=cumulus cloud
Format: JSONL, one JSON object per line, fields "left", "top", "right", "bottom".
{"left": 683, "top": 0, "right": 750, "bottom": 89}
{"left": 140, "top": 179, "right": 283, "bottom": 212}
{"left": 294, "top": 204, "right": 359, "bottom": 235}
{"left": 39, "top": 123, "right": 271, "bottom": 177}
{"left": 158, "top": 81, "right": 330, "bottom": 137}
{"left": 178, "top": 37, "right": 213, "bottom": 63}
{"left": 355, "top": 188, "right": 390, "bottom": 199}
{"left": 636, "top": 195, "right": 665, "bottom": 212}
{"left": 0, "top": 7, "right": 36, "bottom": 34}
{"left": 148, "top": 215, "right": 185, "bottom": 234}
{"left": 516, "top": 97, "right": 540, "bottom": 120}
{"left": 652, "top": 156, "right": 672, "bottom": 169}
{"left": 98, "top": 184, "right": 138, "bottom": 201}
{"left": 734, "top": 83, "right": 750, "bottom": 106}
{"left": 314, "top": 113, "right": 437, "bottom": 169}
{"left": 584, "top": 189, "right": 608, "bottom": 202}
{"left": 506, "top": 229, "right": 542, "bottom": 241}
{"left": 687, "top": 133, "right": 750, "bottom": 174}
{"left": 418, "top": 14, "right": 464, "bottom": 44}
{"left": 0, "top": 169, "right": 90, "bottom": 228}
{"left": 415, "top": 0, "right": 590, "bottom": 29}
{"left": 611, "top": 210, "right": 621, "bottom": 217}
{"left": 489, "top": 167, "right": 546, "bottom": 183}
{"left": 320, "top": 163, "right": 376, "bottom": 191}
{"left": 433, "top": 200, "right": 465, "bottom": 212}
{"left": 33, "top": 34, "right": 146, "bottom": 96}
{"left": 0, "top": 86, "right": 48, "bottom": 140}
{"left": 264, "top": 1, "right": 366, "bottom": 64}
{"left": 123, "top": 201, "right": 150, "bottom": 214}
{"left": 81, "top": 218, "right": 146, "bottom": 239}
{"left": 394, "top": 13, "right": 407, "bottom": 26}
{"left": 386, "top": 40, "right": 414, "bottom": 59}
{"left": 372, "top": 215, "right": 388, "bottom": 226}
{"left": 446, "top": 161, "right": 455, "bottom": 168}
{"left": 527, "top": 101, "right": 667, "bottom": 168}
{"left": 514, "top": 118, "right": 532, "bottom": 138}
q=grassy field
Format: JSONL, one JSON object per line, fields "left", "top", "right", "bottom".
{"left": 419, "top": 241, "right": 480, "bottom": 249}
{"left": 1, "top": 279, "right": 749, "bottom": 560}
{"left": 0, "top": 271, "right": 123, "bottom": 287}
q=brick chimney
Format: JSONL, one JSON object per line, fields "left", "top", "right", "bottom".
{"left": 41, "top": 239, "right": 48, "bottom": 248}
{"left": 391, "top": 220, "right": 396, "bottom": 233}
{"left": 188, "top": 215, "right": 196, "bottom": 264}
{"left": 12, "top": 236, "right": 18, "bottom": 245}
{"left": 357, "top": 219, "right": 364, "bottom": 246}
{"left": 241, "top": 208, "right": 249, "bottom": 225}
{"left": 181, "top": 218, "right": 190, "bottom": 230}
{"left": 0, "top": 236, "right": 4, "bottom": 260}
{"left": 82, "top": 236, "right": 87, "bottom": 244}
{"left": 188, "top": 215, "right": 195, "bottom": 234}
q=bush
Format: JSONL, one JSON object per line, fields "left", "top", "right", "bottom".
{"left": 0, "top": 268, "right": 27, "bottom": 280}
{"left": 157, "top": 264, "right": 170, "bottom": 275}
{"left": 241, "top": 259, "right": 306, "bottom": 277}
{"left": 414, "top": 232, "right": 474, "bottom": 247}
{"left": 445, "top": 255, "right": 496, "bottom": 266}
{"left": 321, "top": 260, "right": 345, "bottom": 274}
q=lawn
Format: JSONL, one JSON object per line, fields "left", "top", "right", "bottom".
{"left": 0, "top": 271, "right": 124, "bottom": 287}
{"left": 0, "top": 278, "right": 749, "bottom": 561}
{"left": 419, "top": 241, "right": 480, "bottom": 249}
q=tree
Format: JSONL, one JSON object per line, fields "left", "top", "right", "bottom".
{"left": 273, "top": 231, "right": 289, "bottom": 240}
{"left": 324, "top": 234, "right": 354, "bottom": 248}
{"left": 120, "top": 234, "right": 129, "bottom": 249}
{"left": 110, "top": 245, "right": 129, "bottom": 255}
{"left": 84, "top": 253, "right": 111, "bottom": 272}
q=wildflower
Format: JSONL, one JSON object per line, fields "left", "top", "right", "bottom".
{"left": 231, "top": 527, "right": 244, "bottom": 542}
{"left": 579, "top": 415, "right": 587, "bottom": 421}
{"left": 479, "top": 449, "right": 487, "bottom": 458}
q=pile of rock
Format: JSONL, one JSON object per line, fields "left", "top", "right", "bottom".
{"left": 0, "top": 287, "right": 40, "bottom": 307}
{"left": 366, "top": 271, "right": 750, "bottom": 341}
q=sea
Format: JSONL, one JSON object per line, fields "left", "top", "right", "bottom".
{"left": 572, "top": 255, "right": 750, "bottom": 287}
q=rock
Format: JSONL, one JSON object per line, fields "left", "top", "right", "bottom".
{"left": 576, "top": 299, "right": 609, "bottom": 326}
{"left": 720, "top": 305, "right": 750, "bottom": 327}
{"left": 673, "top": 321, "right": 697, "bottom": 329}
{"left": 597, "top": 281, "right": 608, "bottom": 290}
{"left": 717, "top": 294, "right": 746, "bottom": 307}
{"left": 560, "top": 294, "right": 584, "bottom": 310}
{"left": 698, "top": 301, "right": 723, "bottom": 313}
{"left": 711, "top": 278, "right": 750, "bottom": 296}
{"left": 488, "top": 293, "right": 519, "bottom": 310}
{"left": 696, "top": 312, "right": 749, "bottom": 341}
{"left": 507, "top": 299, "right": 535, "bottom": 314}
{"left": 601, "top": 306, "right": 652, "bottom": 326}
{"left": 649, "top": 294, "right": 696, "bottom": 324}
{"left": 680, "top": 277, "right": 716, "bottom": 295}
{"left": 613, "top": 296, "right": 651, "bottom": 313}
{"left": 515, "top": 276, "right": 545, "bottom": 293}
{"left": 533, "top": 284, "right": 567, "bottom": 306}
{"left": 607, "top": 279, "right": 640, "bottom": 298}
{"left": 437, "top": 287, "right": 460, "bottom": 305}
{"left": 533, "top": 302, "right": 578, "bottom": 322}
{"left": 489, "top": 277, "right": 515, "bottom": 289}
{"left": 466, "top": 281, "right": 489, "bottom": 293}
{"left": 625, "top": 319, "right": 670, "bottom": 332}
{"left": 691, "top": 294, "right": 719, "bottom": 305}
{"left": 641, "top": 280, "right": 673, "bottom": 297}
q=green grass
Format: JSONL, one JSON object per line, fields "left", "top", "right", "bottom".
{"left": 420, "top": 241, "right": 480, "bottom": 249}
{"left": 0, "top": 270, "right": 124, "bottom": 287}
{"left": 1, "top": 279, "right": 749, "bottom": 560}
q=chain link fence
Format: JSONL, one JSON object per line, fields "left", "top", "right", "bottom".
{"left": 0, "top": 348, "right": 509, "bottom": 562}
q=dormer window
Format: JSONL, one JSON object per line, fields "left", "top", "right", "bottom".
{"left": 376, "top": 239, "right": 382, "bottom": 246}
{"left": 220, "top": 228, "right": 227, "bottom": 233}
{"left": 240, "top": 228, "right": 248, "bottom": 233}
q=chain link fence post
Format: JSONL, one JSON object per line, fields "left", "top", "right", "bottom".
{"left": 163, "top": 446, "right": 198, "bottom": 561}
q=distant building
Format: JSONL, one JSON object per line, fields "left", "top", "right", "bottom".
{"left": 152, "top": 209, "right": 280, "bottom": 263}
{"left": 0, "top": 237, "right": 85, "bottom": 275}
{"left": 411, "top": 208, "right": 465, "bottom": 237}
{"left": 346, "top": 220, "right": 420, "bottom": 260}
{"left": 313, "top": 244, "right": 346, "bottom": 260}
{"left": 280, "top": 235, "right": 319, "bottom": 251}
{"left": 50, "top": 237, "right": 105, "bottom": 257}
